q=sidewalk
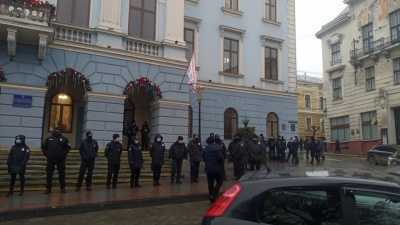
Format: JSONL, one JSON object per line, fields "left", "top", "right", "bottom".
{"left": 0, "top": 177, "right": 236, "bottom": 221}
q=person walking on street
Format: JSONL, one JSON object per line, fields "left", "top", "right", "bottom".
{"left": 215, "top": 134, "right": 227, "bottom": 181}
{"left": 292, "top": 136, "right": 300, "bottom": 164}
{"left": 105, "top": 134, "right": 123, "bottom": 189}
{"left": 248, "top": 134, "right": 263, "bottom": 171}
{"left": 299, "top": 138, "right": 304, "bottom": 151}
{"left": 286, "top": 137, "right": 294, "bottom": 163}
{"left": 202, "top": 136, "right": 224, "bottom": 203}
{"left": 276, "top": 136, "right": 287, "bottom": 163}
{"left": 188, "top": 134, "right": 202, "bottom": 183}
{"left": 41, "top": 127, "right": 71, "bottom": 194}
{"left": 128, "top": 136, "right": 144, "bottom": 188}
{"left": 233, "top": 134, "right": 247, "bottom": 180}
{"left": 149, "top": 133, "right": 165, "bottom": 186}
{"left": 75, "top": 131, "right": 98, "bottom": 192}
{"left": 335, "top": 139, "right": 341, "bottom": 154}
{"left": 304, "top": 137, "right": 310, "bottom": 159}
{"left": 169, "top": 136, "right": 188, "bottom": 184}
{"left": 310, "top": 137, "right": 320, "bottom": 164}
{"left": 317, "top": 137, "right": 324, "bottom": 160}
{"left": 267, "top": 136, "right": 276, "bottom": 161}
{"left": 7, "top": 135, "right": 30, "bottom": 197}
{"left": 127, "top": 120, "right": 139, "bottom": 150}
{"left": 140, "top": 121, "right": 150, "bottom": 151}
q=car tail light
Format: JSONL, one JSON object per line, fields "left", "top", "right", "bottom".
{"left": 205, "top": 183, "right": 242, "bottom": 217}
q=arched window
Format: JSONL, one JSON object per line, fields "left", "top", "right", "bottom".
{"left": 123, "top": 99, "right": 135, "bottom": 135}
{"left": 224, "top": 108, "right": 238, "bottom": 140}
{"left": 49, "top": 93, "right": 73, "bottom": 133}
{"left": 188, "top": 106, "right": 193, "bottom": 138}
{"left": 267, "top": 112, "right": 279, "bottom": 139}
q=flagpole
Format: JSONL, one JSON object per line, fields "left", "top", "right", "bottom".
{"left": 179, "top": 52, "right": 194, "bottom": 90}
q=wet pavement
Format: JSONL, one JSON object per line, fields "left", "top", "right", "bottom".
{"left": 0, "top": 153, "right": 393, "bottom": 224}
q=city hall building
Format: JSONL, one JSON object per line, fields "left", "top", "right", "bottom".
{"left": 0, "top": 0, "right": 298, "bottom": 150}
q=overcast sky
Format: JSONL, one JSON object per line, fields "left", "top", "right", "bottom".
{"left": 296, "top": 0, "right": 347, "bottom": 77}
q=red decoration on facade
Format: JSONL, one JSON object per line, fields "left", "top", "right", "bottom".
{"left": 46, "top": 67, "right": 92, "bottom": 91}
{"left": 123, "top": 77, "right": 162, "bottom": 99}
{"left": 0, "top": 68, "right": 6, "bottom": 82}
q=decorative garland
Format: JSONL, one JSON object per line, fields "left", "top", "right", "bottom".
{"left": 0, "top": 68, "right": 6, "bottom": 82}
{"left": 123, "top": 77, "right": 162, "bottom": 99}
{"left": 46, "top": 67, "right": 92, "bottom": 91}
{"left": 2, "top": 0, "right": 57, "bottom": 24}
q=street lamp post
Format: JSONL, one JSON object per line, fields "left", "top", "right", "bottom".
{"left": 196, "top": 83, "right": 204, "bottom": 142}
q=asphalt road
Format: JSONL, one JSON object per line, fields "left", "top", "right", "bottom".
{"left": 2, "top": 154, "right": 390, "bottom": 225}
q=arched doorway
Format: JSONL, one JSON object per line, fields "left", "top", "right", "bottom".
{"left": 224, "top": 108, "right": 238, "bottom": 140}
{"left": 123, "top": 77, "right": 162, "bottom": 150}
{"left": 42, "top": 68, "right": 90, "bottom": 148}
{"left": 267, "top": 112, "right": 279, "bottom": 139}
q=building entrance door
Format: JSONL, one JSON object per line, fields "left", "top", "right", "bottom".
{"left": 395, "top": 107, "right": 400, "bottom": 145}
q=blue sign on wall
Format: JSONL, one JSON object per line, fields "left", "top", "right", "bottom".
{"left": 13, "top": 95, "right": 33, "bottom": 108}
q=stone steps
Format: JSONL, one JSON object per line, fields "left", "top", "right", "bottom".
{"left": 0, "top": 150, "right": 175, "bottom": 189}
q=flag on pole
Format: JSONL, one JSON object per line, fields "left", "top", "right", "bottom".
{"left": 186, "top": 53, "right": 197, "bottom": 92}
{"left": 371, "top": 114, "right": 377, "bottom": 125}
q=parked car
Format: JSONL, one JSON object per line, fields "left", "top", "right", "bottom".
{"left": 367, "top": 145, "right": 400, "bottom": 165}
{"left": 202, "top": 168, "right": 400, "bottom": 225}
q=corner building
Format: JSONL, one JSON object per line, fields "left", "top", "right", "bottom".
{"left": 0, "top": 0, "right": 298, "bottom": 150}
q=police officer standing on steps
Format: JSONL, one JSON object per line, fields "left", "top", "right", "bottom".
{"left": 105, "top": 134, "right": 122, "bottom": 189}
{"left": 150, "top": 133, "right": 165, "bottom": 186}
{"left": 140, "top": 121, "right": 150, "bottom": 151}
{"left": 169, "top": 136, "right": 188, "bottom": 184}
{"left": 75, "top": 131, "right": 98, "bottom": 192}
{"left": 7, "top": 135, "right": 30, "bottom": 197}
{"left": 215, "top": 134, "right": 227, "bottom": 181}
{"left": 188, "top": 134, "right": 202, "bottom": 183}
{"left": 248, "top": 134, "right": 263, "bottom": 171}
{"left": 128, "top": 136, "right": 144, "bottom": 188}
{"left": 202, "top": 136, "right": 224, "bottom": 203}
{"left": 42, "top": 127, "right": 71, "bottom": 194}
{"left": 127, "top": 120, "right": 139, "bottom": 150}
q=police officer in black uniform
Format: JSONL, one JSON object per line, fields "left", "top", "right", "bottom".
{"left": 42, "top": 127, "right": 71, "bottom": 194}
{"left": 128, "top": 136, "right": 144, "bottom": 188}
{"left": 169, "top": 136, "right": 188, "bottom": 184}
{"left": 188, "top": 134, "right": 202, "bottom": 183}
{"left": 228, "top": 133, "right": 241, "bottom": 179}
{"left": 233, "top": 134, "right": 247, "bottom": 180}
{"left": 75, "top": 131, "right": 98, "bottom": 192}
{"left": 7, "top": 135, "right": 30, "bottom": 197}
{"left": 150, "top": 133, "right": 165, "bottom": 186}
{"left": 215, "top": 134, "right": 227, "bottom": 181}
{"left": 127, "top": 120, "right": 139, "bottom": 150}
{"left": 105, "top": 134, "right": 123, "bottom": 189}
{"left": 248, "top": 134, "right": 263, "bottom": 171}
{"left": 267, "top": 136, "right": 276, "bottom": 161}
{"left": 276, "top": 136, "right": 287, "bottom": 163}
{"left": 140, "top": 121, "right": 150, "bottom": 151}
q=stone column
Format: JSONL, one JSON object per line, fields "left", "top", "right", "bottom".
{"left": 98, "top": 0, "right": 122, "bottom": 33}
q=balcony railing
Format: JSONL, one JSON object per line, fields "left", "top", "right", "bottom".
{"left": 350, "top": 37, "right": 397, "bottom": 60}
{"left": 53, "top": 23, "right": 93, "bottom": 45}
{"left": 125, "top": 37, "right": 160, "bottom": 56}
{"left": 0, "top": 0, "right": 55, "bottom": 25}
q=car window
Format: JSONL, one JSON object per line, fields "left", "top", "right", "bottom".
{"left": 387, "top": 147, "right": 397, "bottom": 153}
{"left": 352, "top": 190, "right": 400, "bottom": 225}
{"left": 257, "top": 186, "right": 343, "bottom": 225}
{"left": 374, "top": 146, "right": 386, "bottom": 151}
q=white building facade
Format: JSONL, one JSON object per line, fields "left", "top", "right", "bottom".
{"left": 0, "top": 0, "right": 297, "bottom": 150}
{"left": 316, "top": 0, "right": 400, "bottom": 154}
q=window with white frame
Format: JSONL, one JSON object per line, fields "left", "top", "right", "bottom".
{"left": 305, "top": 95, "right": 311, "bottom": 108}
{"left": 331, "top": 42, "right": 340, "bottom": 62}
{"left": 223, "top": 38, "right": 239, "bottom": 74}
{"left": 365, "top": 66, "right": 375, "bottom": 91}
{"left": 128, "top": 0, "right": 157, "bottom": 40}
{"left": 225, "top": 0, "right": 238, "bottom": 10}
{"left": 265, "top": 47, "right": 278, "bottom": 80}
{"left": 390, "top": 10, "right": 400, "bottom": 44}
{"left": 394, "top": 58, "right": 400, "bottom": 85}
{"left": 362, "top": 23, "right": 373, "bottom": 54}
{"left": 265, "top": 0, "right": 277, "bottom": 22}
{"left": 184, "top": 28, "right": 195, "bottom": 61}
{"left": 330, "top": 116, "right": 350, "bottom": 141}
{"left": 332, "top": 77, "right": 342, "bottom": 100}
{"left": 361, "top": 111, "right": 378, "bottom": 140}
{"left": 306, "top": 118, "right": 311, "bottom": 130}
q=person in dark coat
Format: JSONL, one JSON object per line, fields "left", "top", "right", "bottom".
{"left": 335, "top": 139, "right": 341, "bottom": 154}
{"left": 188, "top": 133, "right": 202, "bottom": 183}
{"left": 127, "top": 120, "right": 139, "bottom": 150}
{"left": 140, "top": 121, "right": 150, "bottom": 151}
{"left": 41, "top": 127, "right": 71, "bottom": 194}
{"left": 169, "top": 136, "right": 188, "bottom": 184}
{"left": 276, "top": 136, "right": 287, "bottom": 163}
{"left": 292, "top": 136, "right": 300, "bottom": 164}
{"left": 267, "top": 136, "right": 276, "bottom": 161}
{"left": 248, "top": 134, "right": 263, "bottom": 171}
{"left": 105, "top": 134, "right": 123, "bottom": 189}
{"left": 128, "top": 136, "right": 144, "bottom": 188}
{"left": 75, "top": 131, "right": 98, "bottom": 192}
{"left": 286, "top": 137, "right": 294, "bottom": 163}
{"left": 310, "top": 137, "right": 320, "bottom": 164}
{"left": 210, "top": 133, "right": 215, "bottom": 138}
{"left": 228, "top": 134, "right": 241, "bottom": 179}
{"left": 299, "top": 138, "right": 304, "bottom": 151}
{"left": 304, "top": 137, "right": 311, "bottom": 159}
{"left": 150, "top": 133, "right": 166, "bottom": 186}
{"left": 202, "top": 136, "right": 224, "bottom": 203}
{"left": 233, "top": 134, "right": 247, "bottom": 180}
{"left": 215, "top": 134, "right": 227, "bottom": 181}
{"left": 7, "top": 135, "right": 30, "bottom": 197}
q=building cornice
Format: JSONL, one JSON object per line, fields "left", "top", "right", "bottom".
{"left": 87, "top": 92, "right": 126, "bottom": 100}
{"left": 150, "top": 99, "right": 190, "bottom": 107}
{"left": 200, "top": 80, "right": 298, "bottom": 99}
{"left": 315, "top": 8, "right": 350, "bottom": 39}
{"left": 0, "top": 83, "right": 47, "bottom": 92}
{"left": 49, "top": 41, "right": 187, "bottom": 70}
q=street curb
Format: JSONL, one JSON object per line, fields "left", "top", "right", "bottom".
{"left": 0, "top": 194, "right": 209, "bottom": 222}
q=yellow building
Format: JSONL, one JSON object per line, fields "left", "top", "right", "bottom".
{"left": 297, "top": 74, "right": 325, "bottom": 139}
